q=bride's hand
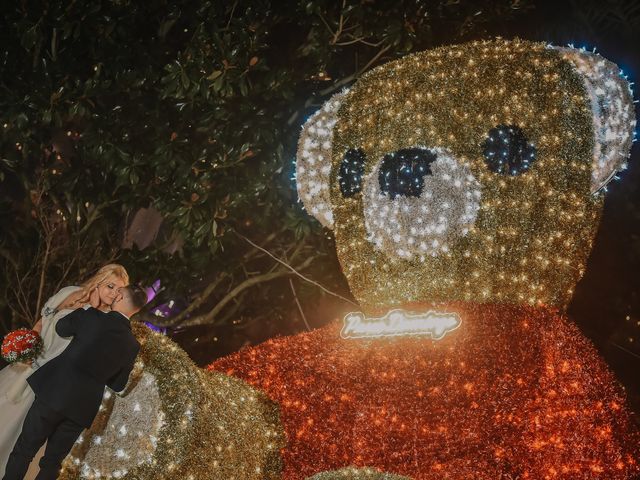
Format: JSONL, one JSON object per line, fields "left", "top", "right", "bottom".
{"left": 33, "top": 318, "right": 43, "bottom": 334}
{"left": 89, "top": 287, "right": 101, "bottom": 308}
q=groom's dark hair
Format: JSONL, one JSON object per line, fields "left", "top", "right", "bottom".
{"left": 122, "top": 285, "right": 148, "bottom": 312}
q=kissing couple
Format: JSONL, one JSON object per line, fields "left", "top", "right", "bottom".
{"left": 0, "top": 264, "right": 146, "bottom": 480}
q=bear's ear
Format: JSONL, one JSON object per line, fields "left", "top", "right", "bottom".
{"left": 295, "top": 90, "right": 349, "bottom": 229}
{"left": 551, "top": 45, "right": 636, "bottom": 194}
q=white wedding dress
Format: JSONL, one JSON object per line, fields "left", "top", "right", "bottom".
{"left": 0, "top": 286, "right": 83, "bottom": 478}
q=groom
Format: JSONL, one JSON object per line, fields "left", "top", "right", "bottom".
{"left": 3, "top": 286, "right": 146, "bottom": 480}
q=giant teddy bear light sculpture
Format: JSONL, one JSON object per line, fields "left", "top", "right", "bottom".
{"left": 211, "top": 39, "right": 640, "bottom": 479}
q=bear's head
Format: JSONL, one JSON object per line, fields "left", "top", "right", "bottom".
{"left": 296, "top": 39, "right": 635, "bottom": 314}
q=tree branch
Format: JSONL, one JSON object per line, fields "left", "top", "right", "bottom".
{"left": 168, "top": 273, "right": 227, "bottom": 326}
{"left": 289, "top": 278, "right": 311, "bottom": 331}
{"left": 234, "top": 230, "right": 358, "bottom": 306}
{"left": 35, "top": 233, "right": 52, "bottom": 321}
{"left": 217, "top": 293, "right": 247, "bottom": 326}
{"left": 155, "top": 230, "right": 282, "bottom": 327}
{"left": 225, "top": 1, "right": 238, "bottom": 30}
{"left": 320, "top": 43, "right": 391, "bottom": 97}
{"left": 334, "top": 37, "right": 384, "bottom": 47}
{"left": 179, "top": 267, "right": 297, "bottom": 328}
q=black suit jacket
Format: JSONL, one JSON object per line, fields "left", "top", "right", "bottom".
{"left": 27, "top": 307, "right": 140, "bottom": 427}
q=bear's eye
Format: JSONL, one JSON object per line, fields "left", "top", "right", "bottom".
{"left": 482, "top": 125, "right": 537, "bottom": 176}
{"left": 339, "top": 148, "right": 367, "bottom": 197}
{"left": 378, "top": 148, "right": 437, "bottom": 199}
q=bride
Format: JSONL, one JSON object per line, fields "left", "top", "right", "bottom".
{"left": 0, "top": 264, "right": 129, "bottom": 478}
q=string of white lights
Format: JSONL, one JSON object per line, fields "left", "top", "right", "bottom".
{"left": 552, "top": 45, "right": 636, "bottom": 193}
{"left": 296, "top": 90, "right": 349, "bottom": 228}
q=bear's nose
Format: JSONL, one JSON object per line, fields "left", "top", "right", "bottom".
{"left": 379, "top": 148, "right": 438, "bottom": 199}
{"left": 363, "top": 147, "right": 481, "bottom": 259}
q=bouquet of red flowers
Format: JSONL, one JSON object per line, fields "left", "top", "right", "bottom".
{"left": 1, "top": 328, "right": 43, "bottom": 364}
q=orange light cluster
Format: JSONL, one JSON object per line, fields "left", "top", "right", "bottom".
{"left": 209, "top": 303, "right": 640, "bottom": 479}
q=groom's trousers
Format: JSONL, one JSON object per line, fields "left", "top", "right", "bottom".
{"left": 3, "top": 397, "right": 84, "bottom": 480}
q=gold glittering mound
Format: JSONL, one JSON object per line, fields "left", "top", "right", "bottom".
{"left": 295, "top": 38, "right": 635, "bottom": 312}
{"left": 307, "top": 466, "right": 412, "bottom": 480}
{"left": 59, "top": 323, "right": 284, "bottom": 480}
{"left": 211, "top": 303, "right": 640, "bottom": 480}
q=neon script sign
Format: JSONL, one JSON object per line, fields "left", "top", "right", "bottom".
{"left": 341, "top": 309, "right": 461, "bottom": 339}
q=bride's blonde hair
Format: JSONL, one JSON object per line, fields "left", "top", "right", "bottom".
{"left": 81, "top": 263, "right": 129, "bottom": 291}
{"left": 68, "top": 264, "right": 130, "bottom": 308}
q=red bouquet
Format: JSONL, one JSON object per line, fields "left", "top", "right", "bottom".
{"left": 1, "top": 328, "right": 43, "bottom": 364}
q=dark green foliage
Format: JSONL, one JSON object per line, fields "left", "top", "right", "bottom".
{"left": 0, "top": 0, "right": 530, "bottom": 335}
